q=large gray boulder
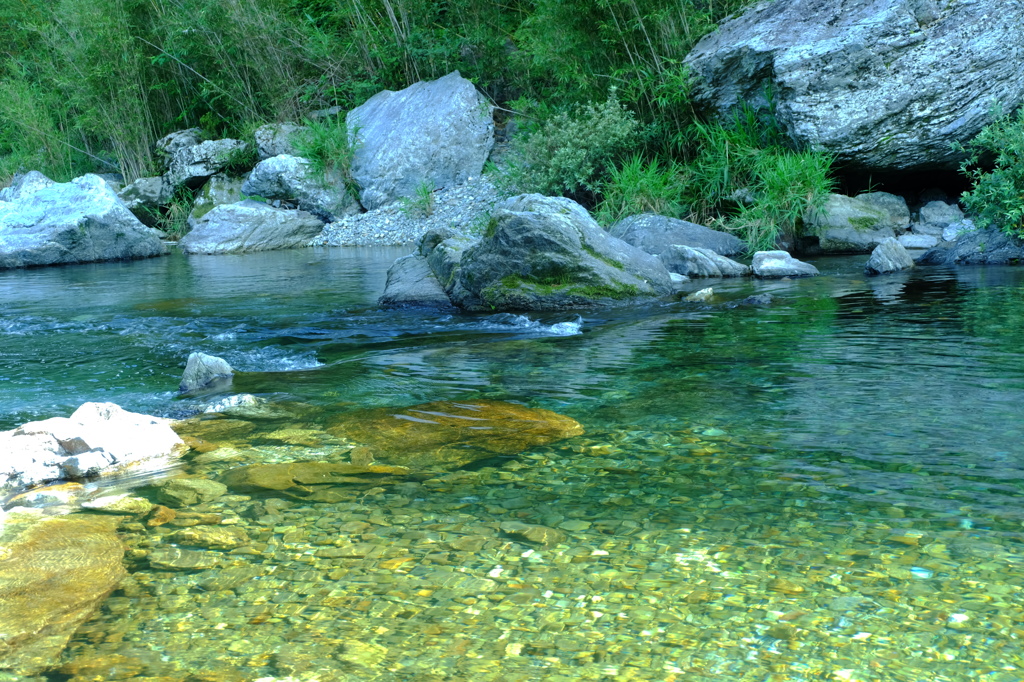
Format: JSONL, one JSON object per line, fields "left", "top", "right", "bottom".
{"left": 242, "top": 154, "right": 359, "bottom": 221}
{"left": 805, "top": 193, "right": 909, "bottom": 253}
{"left": 0, "top": 174, "right": 167, "bottom": 269}
{"left": 254, "top": 122, "right": 305, "bottom": 160}
{"left": 609, "top": 214, "right": 746, "bottom": 257}
{"left": 684, "top": 0, "right": 1024, "bottom": 172}
{"left": 865, "top": 237, "right": 914, "bottom": 275}
{"left": 451, "top": 195, "right": 673, "bottom": 311}
{"left": 752, "top": 250, "right": 819, "bottom": 278}
{"left": 179, "top": 200, "right": 324, "bottom": 254}
{"left": 347, "top": 71, "right": 494, "bottom": 210}
{"left": 917, "top": 227, "right": 1024, "bottom": 266}
{"left": 662, "top": 245, "right": 750, "bottom": 277}
{"left": 0, "top": 402, "right": 185, "bottom": 494}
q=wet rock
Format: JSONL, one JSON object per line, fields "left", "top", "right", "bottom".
{"left": 448, "top": 194, "right": 674, "bottom": 311}
{"left": 500, "top": 521, "right": 567, "bottom": 547}
{"left": 609, "top": 213, "right": 746, "bottom": 257}
{"left": 337, "top": 640, "right": 388, "bottom": 668}
{"left": 254, "top": 122, "right": 305, "bottom": 160}
{"left": 145, "top": 505, "right": 177, "bottom": 527}
{"left": 154, "top": 478, "right": 227, "bottom": 507}
{"left": 348, "top": 71, "right": 493, "bottom": 210}
{"left": 0, "top": 402, "right": 185, "bottom": 495}
{"left": 242, "top": 154, "right": 359, "bottom": 221}
{"left": 377, "top": 254, "right": 454, "bottom": 309}
{"left": 0, "top": 513, "right": 126, "bottom": 675}
{"left": 917, "top": 226, "right": 1024, "bottom": 266}
{"left": 81, "top": 494, "right": 154, "bottom": 515}
{"left": 166, "top": 526, "right": 250, "bottom": 550}
{"left": 865, "top": 238, "right": 914, "bottom": 275}
{"left": 179, "top": 200, "right": 324, "bottom": 254}
{"left": 665, "top": 245, "right": 750, "bottom": 277}
{"left": 726, "top": 293, "right": 774, "bottom": 308}
{"left": 179, "top": 352, "right": 234, "bottom": 393}
{"left": 148, "top": 547, "right": 221, "bottom": 571}
{"left": 327, "top": 399, "right": 584, "bottom": 469}
{"left": 752, "top": 251, "right": 819, "bottom": 278}
{"left": 0, "top": 174, "right": 167, "bottom": 269}
{"left": 685, "top": 287, "right": 714, "bottom": 303}
{"left": 221, "top": 461, "right": 411, "bottom": 494}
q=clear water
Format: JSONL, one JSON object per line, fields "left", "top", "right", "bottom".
{"left": 2, "top": 248, "right": 1024, "bottom": 681}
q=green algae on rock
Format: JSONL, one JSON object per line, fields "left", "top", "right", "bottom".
{"left": 326, "top": 399, "right": 584, "bottom": 469}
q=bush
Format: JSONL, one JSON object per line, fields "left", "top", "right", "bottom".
{"left": 596, "top": 154, "right": 685, "bottom": 225}
{"left": 291, "top": 116, "right": 359, "bottom": 199}
{"left": 495, "top": 92, "right": 640, "bottom": 205}
{"left": 958, "top": 107, "right": 1024, "bottom": 238}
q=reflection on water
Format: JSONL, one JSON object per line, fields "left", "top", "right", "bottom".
{"left": 2, "top": 249, "right": 1024, "bottom": 680}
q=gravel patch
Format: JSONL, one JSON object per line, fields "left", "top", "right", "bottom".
{"left": 312, "top": 175, "right": 500, "bottom": 247}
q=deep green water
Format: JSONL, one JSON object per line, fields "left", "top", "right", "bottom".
{"left": 2, "top": 248, "right": 1024, "bottom": 681}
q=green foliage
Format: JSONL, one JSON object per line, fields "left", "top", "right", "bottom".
{"left": 958, "top": 107, "right": 1024, "bottom": 237}
{"left": 495, "top": 92, "right": 641, "bottom": 205}
{"left": 400, "top": 180, "right": 436, "bottom": 218}
{"left": 680, "top": 109, "right": 834, "bottom": 252}
{"left": 596, "top": 154, "right": 685, "bottom": 225}
{"left": 292, "top": 117, "right": 359, "bottom": 198}
{"left": 156, "top": 191, "right": 195, "bottom": 239}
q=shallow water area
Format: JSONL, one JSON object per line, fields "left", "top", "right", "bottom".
{"left": 2, "top": 248, "right": 1024, "bottom": 681}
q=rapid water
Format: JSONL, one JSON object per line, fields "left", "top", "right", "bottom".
{"left": 2, "top": 248, "right": 1024, "bottom": 681}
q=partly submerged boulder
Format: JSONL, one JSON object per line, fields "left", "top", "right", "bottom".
{"left": 662, "top": 245, "right": 750, "bottom": 277}
{"left": 242, "top": 154, "right": 359, "bottom": 221}
{"left": 0, "top": 174, "right": 166, "bottom": 269}
{"left": 865, "top": 237, "right": 914, "bottom": 275}
{"left": 684, "top": 0, "right": 1024, "bottom": 172}
{"left": 327, "top": 399, "right": 584, "bottom": 470}
{"left": 804, "top": 193, "right": 909, "bottom": 253}
{"left": 179, "top": 200, "right": 323, "bottom": 254}
{"left": 179, "top": 352, "right": 234, "bottom": 393}
{"left": 348, "top": 71, "right": 494, "bottom": 210}
{"left": 0, "top": 402, "right": 186, "bottom": 494}
{"left": 454, "top": 195, "right": 674, "bottom": 310}
{"left": 609, "top": 213, "right": 746, "bottom": 257}
{"left": 378, "top": 254, "right": 455, "bottom": 309}
{"left": 916, "top": 227, "right": 1024, "bottom": 266}
{"left": 752, "top": 250, "right": 819, "bottom": 278}
{"left": 0, "top": 513, "right": 126, "bottom": 676}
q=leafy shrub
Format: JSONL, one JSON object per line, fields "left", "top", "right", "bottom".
{"left": 495, "top": 92, "right": 640, "bottom": 205}
{"left": 596, "top": 154, "right": 685, "bottom": 225}
{"left": 958, "top": 107, "right": 1024, "bottom": 237}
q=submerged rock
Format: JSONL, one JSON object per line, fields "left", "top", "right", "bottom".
{"left": 328, "top": 399, "right": 584, "bottom": 469}
{"left": 348, "top": 71, "right": 494, "bottom": 210}
{"left": 0, "top": 174, "right": 167, "bottom": 269}
{"left": 865, "top": 237, "right": 914, "bottom": 275}
{"left": 0, "top": 513, "right": 126, "bottom": 675}
{"left": 752, "top": 250, "right": 819, "bottom": 278}
{"left": 154, "top": 477, "right": 227, "bottom": 508}
{"left": 221, "top": 461, "right": 410, "bottom": 494}
{"left": 0, "top": 402, "right": 185, "bottom": 495}
{"left": 180, "top": 352, "right": 234, "bottom": 393}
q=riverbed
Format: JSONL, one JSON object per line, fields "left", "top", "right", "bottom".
{"left": 2, "top": 247, "right": 1023, "bottom": 681}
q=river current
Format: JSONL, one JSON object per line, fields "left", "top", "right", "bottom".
{"left": 2, "top": 247, "right": 1023, "bottom": 681}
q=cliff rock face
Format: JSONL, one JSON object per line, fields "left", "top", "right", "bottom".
{"left": 684, "top": 0, "right": 1024, "bottom": 172}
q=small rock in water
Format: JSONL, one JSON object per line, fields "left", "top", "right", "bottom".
{"left": 179, "top": 352, "right": 233, "bottom": 393}
{"left": 685, "top": 287, "right": 714, "bottom": 302}
{"left": 154, "top": 477, "right": 227, "bottom": 507}
{"left": 500, "top": 521, "right": 567, "bottom": 547}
